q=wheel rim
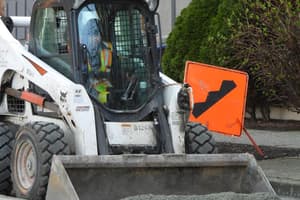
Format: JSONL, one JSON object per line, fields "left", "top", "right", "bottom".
{"left": 15, "top": 138, "right": 37, "bottom": 191}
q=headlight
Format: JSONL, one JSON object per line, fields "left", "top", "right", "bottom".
{"left": 145, "top": 0, "right": 159, "bottom": 12}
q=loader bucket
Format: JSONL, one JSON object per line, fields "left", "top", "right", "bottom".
{"left": 46, "top": 153, "right": 275, "bottom": 200}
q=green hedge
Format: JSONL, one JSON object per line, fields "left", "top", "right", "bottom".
{"left": 162, "top": 0, "right": 221, "bottom": 82}
{"left": 162, "top": 0, "right": 300, "bottom": 120}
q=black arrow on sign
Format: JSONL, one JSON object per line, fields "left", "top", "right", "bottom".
{"left": 192, "top": 80, "right": 237, "bottom": 118}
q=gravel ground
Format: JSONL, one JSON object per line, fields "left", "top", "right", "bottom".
{"left": 121, "top": 193, "right": 280, "bottom": 200}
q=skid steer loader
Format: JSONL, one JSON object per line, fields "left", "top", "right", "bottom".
{"left": 0, "top": 0, "right": 275, "bottom": 199}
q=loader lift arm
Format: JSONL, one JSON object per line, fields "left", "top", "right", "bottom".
{"left": 5, "top": 88, "right": 60, "bottom": 113}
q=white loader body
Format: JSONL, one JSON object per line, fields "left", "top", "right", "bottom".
{"left": 0, "top": 18, "right": 185, "bottom": 155}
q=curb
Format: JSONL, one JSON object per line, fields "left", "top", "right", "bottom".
{"left": 217, "top": 142, "right": 300, "bottom": 199}
{"left": 269, "top": 179, "right": 300, "bottom": 199}
{"left": 217, "top": 142, "right": 300, "bottom": 159}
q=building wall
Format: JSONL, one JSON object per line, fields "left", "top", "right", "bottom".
{"left": 0, "top": 0, "right": 5, "bottom": 16}
{"left": 246, "top": 107, "right": 300, "bottom": 121}
{"left": 157, "top": 0, "right": 192, "bottom": 41}
{"left": 5, "top": 0, "right": 34, "bottom": 40}
{"left": 5, "top": 0, "right": 191, "bottom": 41}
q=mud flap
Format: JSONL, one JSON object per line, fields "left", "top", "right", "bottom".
{"left": 46, "top": 154, "right": 275, "bottom": 200}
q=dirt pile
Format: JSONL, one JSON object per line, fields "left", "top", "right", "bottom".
{"left": 121, "top": 192, "right": 280, "bottom": 200}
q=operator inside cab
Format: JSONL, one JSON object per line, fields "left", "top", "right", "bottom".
{"left": 80, "top": 17, "right": 113, "bottom": 104}
{"left": 78, "top": 3, "right": 152, "bottom": 111}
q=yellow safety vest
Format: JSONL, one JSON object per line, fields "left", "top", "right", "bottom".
{"left": 87, "top": 41, "right": 113, "bottom": 73}
{"left": 100, "top": 42, "right": 113, "bottom": 72}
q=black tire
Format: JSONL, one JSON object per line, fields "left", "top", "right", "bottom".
{"left": 0, "top": 122, "right": 15, "bottom": 195}
{"left": 185, "top": 122, "right": 218, "bottom": 154}
{"left": 11, "top": 122, "right": 69, "bottom": 200}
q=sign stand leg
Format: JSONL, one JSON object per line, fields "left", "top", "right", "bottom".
{"left": 243, "top": 127, "right": 265, "bottom": 157}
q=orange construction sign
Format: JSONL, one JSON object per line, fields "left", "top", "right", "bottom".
{"left": 184, "top": 61, "right": 248, "bottom": 136}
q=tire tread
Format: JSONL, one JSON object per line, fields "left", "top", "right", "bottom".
{"left": 0, "top": 122, "right": 15, "bottom": 195}
{"left": 12, "top": 122, "right": 69, "bottom": 200}
{"left": 185, "top": 122, "right": 218, "bottom": 154}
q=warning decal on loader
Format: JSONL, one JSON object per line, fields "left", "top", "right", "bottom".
{"left": 184, "top": 61, "right": 248, "bottom": 136}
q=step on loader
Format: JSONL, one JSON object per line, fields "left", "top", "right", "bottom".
{"left": 0, "top": 0, "right": 275, "bottom": 199}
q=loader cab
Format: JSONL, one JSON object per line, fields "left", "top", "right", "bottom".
{"left": 76, "top": 1, "right": 161, "bottom": 114}
{"left": 29, "top": 0, "right": 161, "bottom": 115}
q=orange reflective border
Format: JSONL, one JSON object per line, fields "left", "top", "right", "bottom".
{"left": 23, "top": 55, "right": 47, "bottom": 75}
{"left": 184, "top": 61, "right": 248, "bottom": 136}
{"left": 21, "top": 91, "right": 45, "bottom": 107}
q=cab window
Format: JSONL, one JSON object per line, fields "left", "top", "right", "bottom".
{"left": 29, "top": 7, "right": 73, "bottom": 79}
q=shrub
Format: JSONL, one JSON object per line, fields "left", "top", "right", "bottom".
{"left": 231, "top": 0, "right": 300, "bottom": 118}
{"left": 199, "top": 0, "right": 243, "bottom": 66}
{"left": 162, "top": 0, "right": 300, "bottom": 120}
{"left": 162, "top": 0, "right": 221, "bottom": 82}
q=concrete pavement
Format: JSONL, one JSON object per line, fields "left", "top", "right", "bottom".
{"left": 0, "top": 196, "right": 23, "bottom": 200}
{"left": 259, "top": 157, "right": 300, "bottom": 199}
{"left": 214, "top": 129, "right": 300, "bottom": 199}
